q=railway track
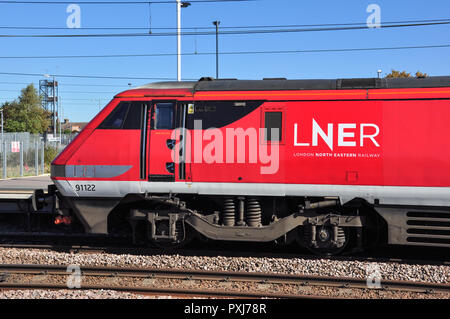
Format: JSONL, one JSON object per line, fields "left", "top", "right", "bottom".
{"left": 0, "top": 264, "right": 323, "bottom": 299}
{"left": 0, "top": 264, "right": 448, "bottom": 299}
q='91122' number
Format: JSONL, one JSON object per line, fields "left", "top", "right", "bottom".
{"left": 75, "top": 184, "right": 96, "bottom": 192}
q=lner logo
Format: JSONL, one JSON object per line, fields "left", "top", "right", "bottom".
{"left": 294, "top": 119, "right": 380, "bottom": 151}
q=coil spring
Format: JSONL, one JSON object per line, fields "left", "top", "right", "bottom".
{"left": 222, "top": 197, "right": 235, "bottom": 226}
{"left": 334, "top": 227, "right": 347, "bottom": 247}
{"left": 246, "top": 198, "right": 262, "bottom": 227}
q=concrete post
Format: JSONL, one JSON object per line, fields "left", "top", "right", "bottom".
{"left": 35, "top": 141, "right": 38, "bottom": 176}
{"left": 20, "top": 141, "right": 23, "bottom": 177}
{"left": 41, "top": 142, "right": 44, "bottom": 175}
{"left": 2, "top": 141, "right": 6, "bottom": 179}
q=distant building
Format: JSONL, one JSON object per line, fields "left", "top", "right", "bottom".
{"left": 61, "top": 119, "right": 88, "bottom": 133}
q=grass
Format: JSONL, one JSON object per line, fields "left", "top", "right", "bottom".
{"left": 2, "top": 164, "right": 50, "bottom": 179}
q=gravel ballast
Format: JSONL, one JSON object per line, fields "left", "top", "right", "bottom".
{"left": 0, "top": 289, "right": 156, "bottom": 299}
{"left": 0, "top": 247, "right": 448, "bottom": 284}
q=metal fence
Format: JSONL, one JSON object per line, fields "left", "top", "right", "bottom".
{"left": 0, "top": 132, "right": 77, "bottom": 179}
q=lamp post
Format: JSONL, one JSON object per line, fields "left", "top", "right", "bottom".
{"left": 213, "top": 20, "right": 220, "bottom": 79}
{"left": 176, "top": 1, "right": 191, "bottom": 82}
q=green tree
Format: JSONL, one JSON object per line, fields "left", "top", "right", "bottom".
{"left": 415, "top": 71, "right": 429, "bottom": 78}
{"left": 385, "top": 70, "right": 429, "bottom": 78}
{"left": 1, "top": 84, "right": 51, "bottom": 133}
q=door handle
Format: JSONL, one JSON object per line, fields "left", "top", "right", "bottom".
{"left": 166, "top": 162, "right": 175, "bottom": 174}
{"left": 166, "top": 139, "right": 176, "bottom": 150}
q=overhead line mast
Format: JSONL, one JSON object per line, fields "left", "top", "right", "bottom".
{"left": 177, "top": 1, "right": 191, "bottom": 82}
{"left": 39, "top": 76, "right": 59, "bottom": 138}
{"left": 177, "top": 0, "right": 181, "bottom": 81}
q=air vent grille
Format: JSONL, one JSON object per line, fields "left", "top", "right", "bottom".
{"left": 406, "top": 211, "right": 450, "bottom": 245}
{"left": 337, "top": 78, "right": 378, "bottom": 89}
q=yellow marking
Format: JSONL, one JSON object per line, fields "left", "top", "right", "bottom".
{"left": 117, "top": 89, "right": 450, "bottom": 100}
{"left": 196, "top": 91, "right": 365, "bottom": 97}
{"left": 154, "top": 131, "right": 171, "bottom": 135}
{"left": 370, "top": 90, "right": 450, "bottom": 95}
{"left": 196, "top": 89, "right": 450, "bottom": 99}
{"left": 115, "top": 95, "right": 145, "bottom": 98}
{"left": 115, "top": 93, "right": 192, "bottom": 98}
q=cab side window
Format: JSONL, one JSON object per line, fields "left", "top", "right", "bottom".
{"left": 264, "top": 111, "right": 282, "bottom": 142}
{"left": 100, "top": 102, "right": 130, "bottom": 129}
{"left": 98, "top": 101, "right": 142, "bottom": 130}
{"left": 122, "top": 102, "right": 142, "bottom": 129}
{"left": 154, "top": 103, "right": 174, "bottom": 130}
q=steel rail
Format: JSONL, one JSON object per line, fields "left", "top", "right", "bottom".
{"left": 0, "top": 264, "right": 448, "bottom": 294}
{"left": 0, "top": 283, "right": 316, "bottom": 299}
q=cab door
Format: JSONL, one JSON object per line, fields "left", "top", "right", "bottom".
{"left": 175, "top": 102, "right": 192, "bottom": 182}
{"left": 147, "top": 102, "right": 176, "bottom": 181}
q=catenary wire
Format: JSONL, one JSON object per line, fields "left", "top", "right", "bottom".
{"left": 0, "top": 21, "right": 449, "bottom": 37}
{"left": 0, "top": 81, "right": 131, "bottom": 87}
{"left": 0, "top": 18, "right": 449, "bottom": 30}
{"left": 0, "top": 72, "right": 197, "bottom": 80}
{"left": 0, "top": 44, "right": 448, "bottom": 59}
{"left": 0, "top": 0, "right": 253, "bottom": 4}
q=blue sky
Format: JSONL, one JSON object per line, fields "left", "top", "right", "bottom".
{"left": 0, "top": 0, "right": 449, "bottom": 122}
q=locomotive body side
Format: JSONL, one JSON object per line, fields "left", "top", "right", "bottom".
{"left": 51, "top": 78, "right": 450, "bottom": 252}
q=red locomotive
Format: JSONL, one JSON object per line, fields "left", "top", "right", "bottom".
{"left": 50, "top": 77, "right": 450, "bottom": 255}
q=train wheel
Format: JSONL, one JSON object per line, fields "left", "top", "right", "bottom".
{"left": 300, "top": 225, "right": 350, "bottom": 256}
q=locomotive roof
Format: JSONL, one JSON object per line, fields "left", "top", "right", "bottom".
{"left": 134, "top": 76, "right": 450, "bottom": 92}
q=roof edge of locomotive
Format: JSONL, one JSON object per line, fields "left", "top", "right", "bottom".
{"left": 117, "top": 76, "right": 450, "bottom": 97}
